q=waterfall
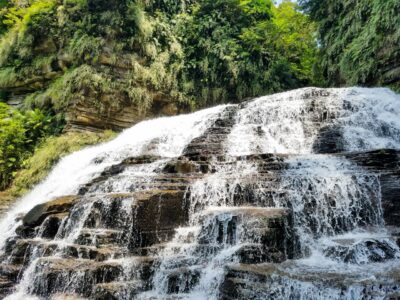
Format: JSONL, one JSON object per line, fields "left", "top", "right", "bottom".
{"left": 1, "top": 87, "right": 400, "bottom": 299}
{"left": 0, "top": 105, "right": 226, "bottom": 248}
{"left": 275, "top": 155, "right": 384, "bottom": 254}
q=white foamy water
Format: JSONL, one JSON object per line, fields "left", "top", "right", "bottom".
{"left": 1, "top": 87, "right": 400, "bottom": 300}
{"left": 273, "top": 155, "right": 383, "bottom": 252}
{"left": 0, "top": 105, "right": 226, "bottom": 249}
{"left": 139, "top": 88, "right": 400, "bottom": 300}
{"left": 227, "top": 87, "right": 400, "bottom": 155}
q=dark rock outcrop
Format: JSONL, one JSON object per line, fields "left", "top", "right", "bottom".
{"left": 22, "top": 195, "right": 79, "bottom": 227}
{"left": 65, "top": 96, "right": 187, "bottom": 132}
{"left": 343, "top": 149, "right": 400, "bottom": 226}
{"left": 220, "top": 264, "right": 400, "bottom": 300}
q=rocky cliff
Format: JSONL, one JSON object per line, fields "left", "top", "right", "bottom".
{"left": 0, "top": 0, "right": 321, "bottom": 133}
{"left": 0, "top": 87, "right": 399, "bottom": 299}
{"left": 0, "top": 0, "right": 193, "bottom": 131}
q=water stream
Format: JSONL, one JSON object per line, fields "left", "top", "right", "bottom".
{"left": 1, "top": 87, "right": 400, "bottom": 299}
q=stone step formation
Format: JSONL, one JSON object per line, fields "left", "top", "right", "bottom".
{"left": 0, "top": 87, "right": 400, "bottom": 299}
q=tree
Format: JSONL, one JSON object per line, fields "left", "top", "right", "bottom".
{"left": 271, "top": 1, "right": 318, "bottom": 84}
{"left": 179, "top": 0, "right": 318, "bottom": 106}
{"left": 300, "top": 0, "right": 400, "bottom": 91}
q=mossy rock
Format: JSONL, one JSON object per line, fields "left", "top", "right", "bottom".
{"left": 22, "top": 195, "right": 79, "bottom": 227}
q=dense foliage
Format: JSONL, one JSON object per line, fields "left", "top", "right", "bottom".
{"left": 0, "top": 0, "right": 188, "bottom": 112}
{"left": 0, "top": 0, "right": 318, "bottom": 110}
{"left": 179, "top": 0, "right": 317, "bottom": 105}
{"left": 0, "top": 0, "right": 398, "bottom": 198}
{"left": 300, "top": 0, "right": 400, "bottom": 91}
{"left": 0, "top": 0, "right": 318, "bottom": 194}
{"left": 0, "top": 102, "right": 62, "bottom": 189}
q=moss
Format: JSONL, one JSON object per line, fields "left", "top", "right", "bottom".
{"left": 0, "top": 67, "right": 18, "bottom": 88}
{"left": 67, "top": 32, "right": 104, "bottom": 63}
{"left": 0, "top": 0, "right": 191, "bottom": 114}
{"left": 25, "top": 65, "right": 120, "bottom": 112}
{"left": 0, "top": 0, "right": 56, "bottom": 65}
{"left": 6, "top": 130, "right": 116, "bottom": 198}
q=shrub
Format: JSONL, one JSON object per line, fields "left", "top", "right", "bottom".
{"left": 0, "top": 103, "right": 61, "bottom": 190}
{"left": 8, "top": 130, "right": 115, "bottom": 197}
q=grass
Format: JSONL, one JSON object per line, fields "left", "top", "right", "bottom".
{"left": 1, "top": 130, "right": 115, "bottom": 202}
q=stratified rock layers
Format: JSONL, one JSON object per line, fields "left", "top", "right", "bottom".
{"left": 0, "top": 88, "right": 399, "bottom": 299}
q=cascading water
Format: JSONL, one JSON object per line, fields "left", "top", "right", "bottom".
{"left": 0, "top": 105, "right": 227, "bottom": 299}
{"left": 0, "top": 87, "right": 400, "bottom": 300}
{"left": 0, "top": 105, "right": 225, "bottom": 247}
{"left": 275, "top": 155, "right": 384, "bottom": 254}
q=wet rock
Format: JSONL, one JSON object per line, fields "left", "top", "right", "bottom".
{"left": 131, "top": 190, "right": 188, "bottom": 248}
{"left": 312, "top": 125, "right": 345, "bottom": 154}
{"left": 220, "top": 263, "right": 400, "bottom": 300}
{"left": 92, "top": 281, "right": 144, "bottom": 300}
{"left": 198, "top": 207, "right": 295, "bottom": 263}
{"left": 4, "top": 146, "right": 399, "bottom": 298}
{"left": 39, "top": 213, "right": 68, "bottom": 239}
{"left": 15, "top": 224, "right": 36, "bottom": 239}
{"left": 343, "top": 149, "right": 400, "bottom": 170}
{"left": 166, "top": 268, "right": 200, "bottom": 294}
{"left": 342, "top": 149, "right": 400, "bottom": 226}
{"left": 323, "top": 238, "right": 400, "bottom": 264}
{"left": 3, "top": 237, "right": 18, "bottom": 256}
{"left": 0, "top": 264, "right": 21, "bottom": 282}
{"left": 163, "top": 158, "right": 199, "bottom": 174}
{"left": 7, "top": 239, "right": 38, "bottom": 264}
{"left": 78, "top": 155, "right": 184, "bottom": 195}
{"left": 0, "top": 277, "right": 14, "bottom": 299}
{"left": 380, "top": 174, "right": 400, "bottom": 227}
{"left": 121, "top": 155, "right": 163, "bottom": 166}
{"left": 50, "top": 294, "right": 88, "bottom": 300}
{"left": 183, "top": 106, "right": 238, "bottom": 160}
{"left": 82, "top": 194, "right": 135, "bottom": 230}
{"left": 30, "top": 258, "right": 124, "bottom": 297}
{"left": 23, "top": 196, "right": 79, "bottom": 227}
{"left": 77, "top": 229, "right": 123, "bottom": 246}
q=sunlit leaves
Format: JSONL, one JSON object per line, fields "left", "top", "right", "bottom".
{"left": 0, "top": 103, "right": 60, "bottom": 189}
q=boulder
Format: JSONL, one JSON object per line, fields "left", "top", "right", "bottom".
{"left": 23, "top": 196, "right": 79, "bottom": 227}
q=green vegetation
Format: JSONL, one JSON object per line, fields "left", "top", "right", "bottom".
{"left": 0, "top": 0, "right": 398, "bottom": 200}
{"left": 0, "top": 0, "right": 188, "bottom": 113}
{"left": 300, "top": 0, "right": 400, "bottom": 91}
{"left": 179, "top": 0, "right": 317, "bottom": 105}
{"left": 0, "top": 0, "right": 317, "bottom": 112}
{"left": 0, "top": 0, "right": 319, "bottom": 196}
{"left": 0, "top": 102, "right": 62, "bottom": 190}
{"left": 7, "top": 130, "right": 115, "bottom": 198}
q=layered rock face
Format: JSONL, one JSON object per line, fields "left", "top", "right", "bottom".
{"left": 0, "top": 87, "right": 399, "bottom": 299}
{"left": 1, "top": 1, "right": 191, "bottom": 132}
{"left": 64, "top": 92, "right": 186, "bottom": 132}
{"left": 5, "top": 57, "right": 187, "bottom": 132}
